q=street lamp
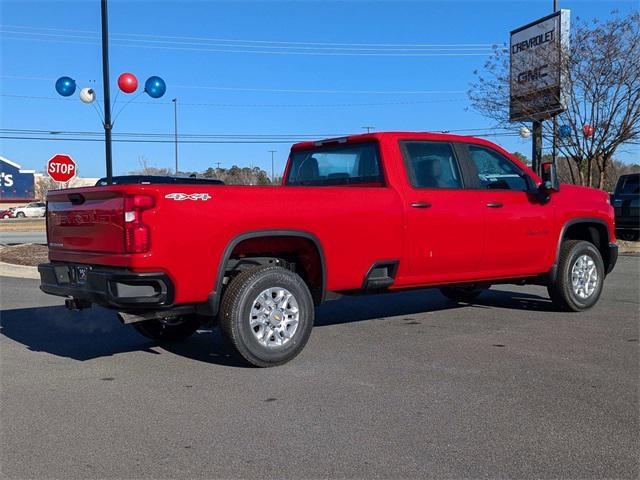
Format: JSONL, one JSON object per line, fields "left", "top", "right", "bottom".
{"left": 268, "top": 150, "right": 276, "bottom": 183}
{"left": 172, "top": 98, "right": 178, "bottom": 174}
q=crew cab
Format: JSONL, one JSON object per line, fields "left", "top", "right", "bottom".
{"left": 38, "top": 132, "right": 618, "bottom": 366}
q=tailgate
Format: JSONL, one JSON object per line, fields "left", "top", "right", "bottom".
{"left": 47, "top": 189, "right": 126, "bottom": 254}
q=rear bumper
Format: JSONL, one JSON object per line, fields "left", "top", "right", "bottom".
{"left": 38, "top": 263, "right": 174, "bottom": 310}
{"left": 606, "top": 243, "right": 618, "bottom": 275}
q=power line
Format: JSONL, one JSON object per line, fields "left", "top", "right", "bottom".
{"left": 0, "top": 128, "right": 522, "bottom": 145}
{"left": 0, "top": 75, "right": 467, "bottom": 95}
{"left": 0, "top": 93, "right": 468, "bottom": 108}
{"left": 0, "top": 136, "right": 302, "bottom": 144}
{"left": 0, "top": 29, "right": 495, "bottom": 52}
{"left": 0, "top": 32, "right": 495, "bottom": 57}
{"left": 1, "top": 23, "right": 501, "bottom": 48}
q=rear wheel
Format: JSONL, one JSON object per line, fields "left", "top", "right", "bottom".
{"left": 132, "top": 314, "right": 201, "bottom": 342}
{"left": 440, "top": 285, "right": 487, "bottom": 303}
{"left": 547, "top": 240, "right": 604, "bottom": 312}
{"left": 219, "top": 265, "right": 314, "bottom": 367}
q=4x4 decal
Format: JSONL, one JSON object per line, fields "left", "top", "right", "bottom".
{"left": 165, "top": 193, "right": 211, "bottom": 201}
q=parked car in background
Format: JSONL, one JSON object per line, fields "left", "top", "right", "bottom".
{"left": 0, "top": 208, "right": 14, "bottom": 219}
{"left": 611, "top": 173, "right": 639, "bottom": 241}
{"left": 13, "top": 202, "right": 46, "bottom": 218}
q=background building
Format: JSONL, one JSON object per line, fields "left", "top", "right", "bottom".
{"left": 0, "top": 156, "right": 35, "bottom": 207}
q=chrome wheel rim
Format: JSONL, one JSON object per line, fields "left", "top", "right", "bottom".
{"left": 249, "top": 287, "right": 299, "bottom": 347}
{"left": 571, "top": 254, "right": 598, "bottom": 299}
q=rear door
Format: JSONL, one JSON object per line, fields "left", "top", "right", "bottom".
{"left": 460, "top": 143, "right": 553, "bottom": 276}
{"left": 397, "top": 140, "right": 484, "bottom": 285}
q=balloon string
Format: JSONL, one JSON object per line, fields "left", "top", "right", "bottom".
{"left": 111, "top": 90, "right": 121, "bottom": 113}
{"left": 91, "top": 101, "right": 104, "bottom": 124}
{"left": 112, "top": 90, "right": 144, "bottom": 125}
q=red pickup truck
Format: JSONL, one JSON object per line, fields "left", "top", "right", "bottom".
{"left": 39, "top": 132, "right": 617, "bottom": 366}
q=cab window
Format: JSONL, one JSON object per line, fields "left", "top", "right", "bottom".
{"left": 400, "top": 141, "right": 463, "bottom": 189}
{"left": 286, "top": 143, "right": 384, "bottom": 187}
{"left": 468, "top": 145, "right": 529, "bottom": 191}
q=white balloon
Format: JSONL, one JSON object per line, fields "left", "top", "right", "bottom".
{"left": 519, "top": 126, "right": 531, "bottom": 138}
{"left": 79, "top": 87, "right": 96, "bottom": 104}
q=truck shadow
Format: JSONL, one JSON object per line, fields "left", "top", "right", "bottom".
{"left": 0, "top": 287, "right": 555, "bottom": 366}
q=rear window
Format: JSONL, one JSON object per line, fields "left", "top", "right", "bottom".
{"left": 400, "top": 141, "right": 463, "bottom": 189}
{"left": 285, "top": 143, "right": 384, "bottom": 187}
{"left": 617, "top": 174, "right": 639, "bottom": 195}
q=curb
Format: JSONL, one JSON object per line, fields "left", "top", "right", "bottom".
{"left": 0, "top": 261, "right": 39, "bottom": 280}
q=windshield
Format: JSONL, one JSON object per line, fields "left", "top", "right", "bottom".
{"left": 285, "top": 143, "right": 383, "bottom": 187}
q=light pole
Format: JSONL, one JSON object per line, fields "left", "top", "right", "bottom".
{"left": 172, "top": 98, "right": 178, "bottom": 174}
{"left": 362, "top": 126, "right": 375, "bottom": 134}
{"left": 100, "top": 0, "right": 113, "bottom": 183}
{"left": 268, "top": 150, "right": 277, "bottom": 183}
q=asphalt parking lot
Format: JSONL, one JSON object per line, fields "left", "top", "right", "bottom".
{"left": 1, "top": 257, "right": 638, "bottom": 479}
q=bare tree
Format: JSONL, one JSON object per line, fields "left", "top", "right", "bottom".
{"left": 129, "top": 156, "right": 172, "bottom": 176}
{"left": 469, "top": 11, "right": 640, "bottom": 189}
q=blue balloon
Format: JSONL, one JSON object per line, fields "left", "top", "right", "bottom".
{"left": 55, "top": 76, "right": 76, "bottom": 97}
{"left": 558, "top": 124, "right": 572, "bottom": 139}
{"left": 144, "top": 76, "right": 166, "bottom": 98}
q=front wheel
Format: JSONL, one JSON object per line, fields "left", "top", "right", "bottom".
{"left": 547, "top": 240, "right": 604, "bottom": 312}
{"left": 132, "top": 314, "right": 201, "bottom": 342}
{"left": 16, "top": 212, "right": 25, "bottom": 218}
{"left": 219, "top": 265, "right": 314, "bottom": 367}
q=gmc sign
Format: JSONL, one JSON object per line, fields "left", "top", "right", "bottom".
{"left": 509, "top": 10, "right": 570, "bottom": 122}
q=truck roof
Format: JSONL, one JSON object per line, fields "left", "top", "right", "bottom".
{"left": 291, "top": 131, "right": 492, "bottom": 150}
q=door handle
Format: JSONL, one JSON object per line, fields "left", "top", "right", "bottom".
{"left": 486, "top": 202, "right": 503, "bottom": 208}
{"left": 411, "top": 202, "right": 431, "bottom": 208}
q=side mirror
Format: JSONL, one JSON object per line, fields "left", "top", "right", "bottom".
{"left": 540, "top": 161, "right": 560, "bottom": 193}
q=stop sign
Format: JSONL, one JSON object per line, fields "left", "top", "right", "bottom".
{"left": 47, "top": 154, "right": 77, "bottom": 182}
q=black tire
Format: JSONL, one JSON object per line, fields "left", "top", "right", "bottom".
{"left": 132, "top": 314, "right": 201, "bottom": 342}
{"left": 16, "top": 212, "right": 25, "bottom": 218}
{"left": 547, "top": 240, "right": 604, "bottom": 312}
{"left": 440, "top": 285, "right": 487, "bottom": 303}
{"left": 219, "top": 265, "right": 314, "bottom": 367}
{"left": 617, "top": 230, "right": 639, "bottom": 241}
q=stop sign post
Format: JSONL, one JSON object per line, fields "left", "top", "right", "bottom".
{"left": 48, "top": 154, "right": 77, "bottom": 183}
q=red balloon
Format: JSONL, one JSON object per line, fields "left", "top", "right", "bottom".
{"left": 582, "top": 124, "right": 594, "bottom": 138}
{"left": 118, "top": 72, "right": 138, "bottom": 94}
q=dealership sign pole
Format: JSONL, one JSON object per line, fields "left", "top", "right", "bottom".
{"left": 509, "top": 8, "right": 570, "bottom": 176}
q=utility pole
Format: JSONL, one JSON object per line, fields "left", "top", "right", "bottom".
{"left": 551, "top": 0, "right": 559, "bottom": 171}
{"left": 215, "top": 162, "right": 221, "bottom": 170}
{"left": 268, "top": 150, "right": 277, "bottom": 182}
{"left": 362, "top": 126, "right": 375, "bottom": 134}
{"left": 172, "top": 98, "right": 178, "bottom": 174}
{"left": 100, "top": 0, "right": 113, "bottom": 183}
{"left": 534, "top": 0, "right": 560, "bottom": 177}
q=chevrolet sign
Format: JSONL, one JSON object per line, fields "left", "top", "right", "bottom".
{"left": 510, "top": 10, "right": 570, "bottom": 121}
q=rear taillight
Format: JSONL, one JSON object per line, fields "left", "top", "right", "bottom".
{"left": 124, "top": 194, "right": 154, "bottom": 253}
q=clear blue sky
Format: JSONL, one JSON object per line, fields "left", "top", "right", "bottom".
{"left": 1, "top": 0, "right": 638, "bottom": 178}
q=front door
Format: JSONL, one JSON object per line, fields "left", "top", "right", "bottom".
{"left": 463, "top": 143, "right": 553, "bottom": 276}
